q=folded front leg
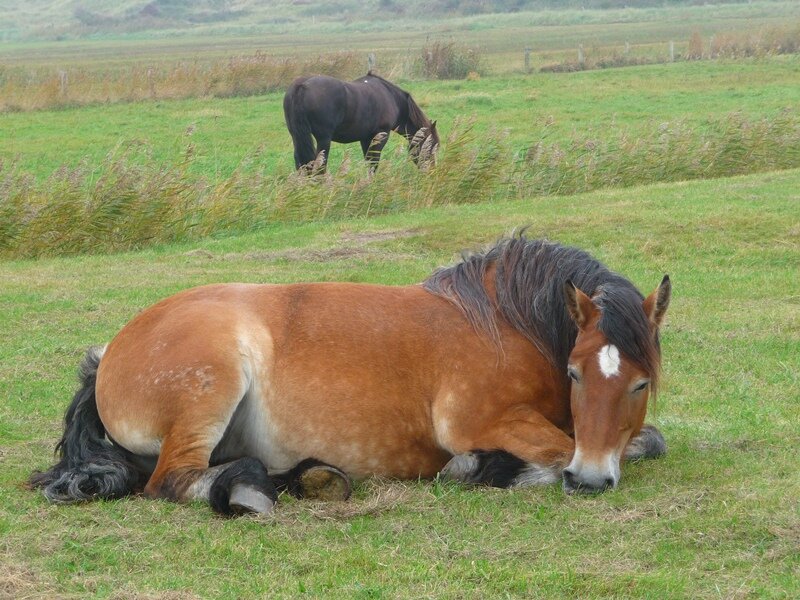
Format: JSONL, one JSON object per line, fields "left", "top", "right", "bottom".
{"left": 438, "top": 406, "right": 574, "bottom": 489}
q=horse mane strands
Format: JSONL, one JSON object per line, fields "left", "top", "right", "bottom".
{"left": 424, "top": 233, "right": 662, "bottom": 387}
{"left": 406, "top": 94, "right": 431, "bottom": 131}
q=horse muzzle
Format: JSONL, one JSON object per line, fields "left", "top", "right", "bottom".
{"left": 562, "top": 467, "right": 617, "bottom": 494}
{"left": 561, "top": 449, "right": 620, "bottom": 494}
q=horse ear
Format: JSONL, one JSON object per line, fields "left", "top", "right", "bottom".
{"left": 564, "top": 280, "right": 596, "bottom": 330}
{"left": 643, "top": 275, "right": 671, "bottom": 329}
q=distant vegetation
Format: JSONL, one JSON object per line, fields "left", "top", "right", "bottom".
{"left": 0, "top": 0, "right": 793, "bottom": 41}
{"left": 2, "top": 0, "right": 800, "bottom": 258}
{"left": 0, "top": 51, "right": 364, "bottom": 112}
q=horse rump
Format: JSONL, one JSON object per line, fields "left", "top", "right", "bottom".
{"left": 28, "top": 346, "right": 143, "bottom": 503}
{"left": 283, "top": 80, "right": 318, "bottom": 169}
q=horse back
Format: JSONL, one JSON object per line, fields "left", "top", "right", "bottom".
{"left": 285, "top": 75, "right": 401, "bottom": 143}
{"left": 95, "top": 282, "right": 566, "bottom": 478}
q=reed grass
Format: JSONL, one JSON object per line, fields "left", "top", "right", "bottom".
{"left": 0, "top": 51, "right": 363, "bottom": 112}
{"left": 514, "top": 110, "right": 800, "bottom": 197}
{"left": 539, "top": 23, "right": 800, "bottom": 73}
{"left": 3, "top": 110, "right": 800, "bottom": 260}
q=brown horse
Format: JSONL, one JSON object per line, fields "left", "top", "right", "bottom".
{"left": 30, "top": 235, "right": 670, "bottom": 516}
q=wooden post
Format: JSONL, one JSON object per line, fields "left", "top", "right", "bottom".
{"left": 578, "top": 44, "right": 585, "bottom": 66}
{"left": 147, "top": 67, "right": 155, "bottom": 98}
{"left": 524, "top": 47, "right": 531, "bottom": 73}
{"left": 368, "top": 53, "right": 376, "bottom": 72}
{"left": 58, "top": 70, "right": 67, "bottom": 98}
{"left": 669, "top": 41, "right": 675, "bottom": 62}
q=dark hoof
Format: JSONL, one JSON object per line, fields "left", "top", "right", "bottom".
{"left": 625, "top": 425, "right": 667, "bottom": 461}
{"left": 297, "top": 465, "right": 352, "bottom": 501}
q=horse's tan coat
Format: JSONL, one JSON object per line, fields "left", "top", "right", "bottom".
{"left": 95, "top": 281, "right": 576, "bottom": 497}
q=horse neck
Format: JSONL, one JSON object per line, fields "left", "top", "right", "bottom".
{"left": 405, "top": 113, "right": 429, "bottom": 138}
{"left": 401, "top": 98, "right": 429, "bottom": 137}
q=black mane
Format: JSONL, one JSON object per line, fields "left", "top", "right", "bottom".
{"left": 423, "top": 235, "right": 661, "bottom": 391}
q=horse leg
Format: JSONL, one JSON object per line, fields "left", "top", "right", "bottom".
{"left": 314, "top": 136, "right": 331, "bottom": 173}
{"left": 361, "top": 132, "right": 389, "bottom": 172}
{"left": 293, "top": 143, "right": 306, "bottom": 170}
{"left": 438, "top": 406, "right": 575, "bottom": 488}
{"left": 143, "top": 431, "right": 277, "bottom": 516}
{"left": 624, "top": 425, "right": 667, "bottom": 461}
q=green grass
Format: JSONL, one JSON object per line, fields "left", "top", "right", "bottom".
{"left": 3, "top": 58, "right": 800, "bottom": 261}
{"left": 1, "top": 4, "right": 799, "bottom": 596}
{"left": 3, "top": 58, "right": 800, "bottom": 180}
{"left": 1, "top": 169, "right": 798, "bottom": 598}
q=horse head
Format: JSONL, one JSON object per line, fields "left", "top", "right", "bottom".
{"left": 562, "top": 276, "right": 671, "bottom": 494}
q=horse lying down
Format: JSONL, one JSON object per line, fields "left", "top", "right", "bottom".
{"left": 30, "top": 235, "right": 670, "bottom": 516}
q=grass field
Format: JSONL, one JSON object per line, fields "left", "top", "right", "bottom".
{"left": 4, "top": 58, "right": 800, "bottom": 179}
{"left": 1, "top": 168, "right": 798, "bottom": 598}
{"left": 2, "top": 1, "right": 800, "bottom": 597}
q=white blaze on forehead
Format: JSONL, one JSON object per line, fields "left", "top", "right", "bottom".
{"left": 598, "top": 344, "right": 621, "bottom": 378}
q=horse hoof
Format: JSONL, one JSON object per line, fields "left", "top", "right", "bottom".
{"left": 298, "top": 465, "right": 352, "bottom": 501}
{"left": 625, "top": 425, "right": 667, "bottom": 461}
{"left": 229, "top": 484, "right": 275, "bottom": 515}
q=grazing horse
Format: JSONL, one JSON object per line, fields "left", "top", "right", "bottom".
{"left": 283, "top": 72, "right": 439, "bottom": 172}
{"left": 30, "top": 235, "right": 671, "bottom": 516}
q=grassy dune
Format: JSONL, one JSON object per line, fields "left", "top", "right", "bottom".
{"left": 1, "top": 169, "right": 798, "bottom": 598}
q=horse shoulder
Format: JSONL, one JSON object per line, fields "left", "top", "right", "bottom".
{"left": 430, "top": 326, "right": 570, "bottom": 455}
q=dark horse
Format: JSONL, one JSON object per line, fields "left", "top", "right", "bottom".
{"left": 30, "top": 234, "right": 670, "bottom": 517}
{"left": 283, "top": 72, "right": 439, "bottom": 172}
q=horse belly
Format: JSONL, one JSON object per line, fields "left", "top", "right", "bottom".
{"left": 246, "top": 379, "right": 449, "bottom": 479}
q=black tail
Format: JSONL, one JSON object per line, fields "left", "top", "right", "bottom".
{"left": 283, "top": 83, "right": 317, "bottom": 168}
{"left": 28, "top": 346, "right": 142, "bottom": 503}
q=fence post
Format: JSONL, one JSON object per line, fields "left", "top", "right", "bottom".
{"left": 147, "top": 67, "right": 155, "bottom": 98}
{"left": 625, "top": 41, "right": 630, "bottom": 55}
{"left": 368, "top": 53, "right": 376, "bottom": 72}
{"left": 524, "top": 47, "right": 531, "bottom": 73}
{"left": 578, "top": 44, "right": 585, "bottom": 66}
{"left": 58, "top": 70, "right": 68, "bottom": 98}
{"left": 669, "top": 41, "right": 675, "bottom": 62}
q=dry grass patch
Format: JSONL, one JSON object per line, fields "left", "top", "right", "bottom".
{"left": 0, "top": 555, "right": 58, "bottom": 600}
{"left": 0, "top": 51, "right": 364, "bottom": 113}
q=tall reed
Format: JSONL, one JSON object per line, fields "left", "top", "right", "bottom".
{"left": 2, "top": 111, "right": 799, "bottom": 259}
{"left": 0, "top": 51, "right": 364, "bottom": 112}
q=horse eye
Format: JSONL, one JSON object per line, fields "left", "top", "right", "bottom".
{"left": 567, "top": 367, "right": 581, "bottom": 383}
{"left": 632, "top": 380, "right": 650, "bottom": 393}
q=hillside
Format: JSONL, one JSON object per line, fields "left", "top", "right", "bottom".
{"left": 0, "top": 0, "right": 784, "bottom": 41}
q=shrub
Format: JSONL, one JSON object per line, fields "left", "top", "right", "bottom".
{"left": 415, "top": 41, "right": 483, "bottom": 80}
{"left": 687, "top": 30, "right": 704, "bottom": 60}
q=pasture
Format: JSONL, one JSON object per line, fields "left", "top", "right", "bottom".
{"left": 2, "top": 170, "right": 799, "bottom": 598}
{"left": 1, "top": 1, "right": 799, "bottom": 597}
{"left": 4, "top": 59, "right": 800, "bottom": 179}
